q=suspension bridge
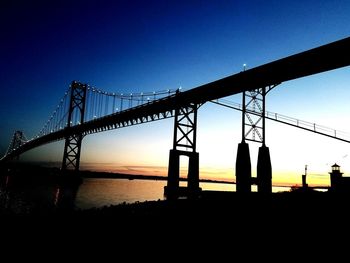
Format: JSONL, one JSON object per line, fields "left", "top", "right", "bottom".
{"left": 2, "top": 37, "right": 350, "bottom": 197}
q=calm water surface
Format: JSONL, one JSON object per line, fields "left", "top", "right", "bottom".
{"left": 0, "top": 174, "right": 290, "bottom": 212}
{"left": 75, "top": 179, "right": 238, "bottom": 209}
{"left": 75, "top": 179, "right": 167, "bottom": 209}
{"left": 75, "top": 179, "right": 289, "bottom": 209}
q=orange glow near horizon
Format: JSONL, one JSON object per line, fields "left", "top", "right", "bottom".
{"left": 79, "top": 162, "right": 332, "bottom": 187}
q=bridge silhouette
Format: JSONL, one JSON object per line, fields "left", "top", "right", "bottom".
{"left": 2, "top": 37, "right": 350, "bottom": 198}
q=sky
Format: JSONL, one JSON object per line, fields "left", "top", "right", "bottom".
{"left": 1, "top": 0, "right": 350, "bottom": 186}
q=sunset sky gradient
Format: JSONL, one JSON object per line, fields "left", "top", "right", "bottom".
{"left": 1, "top": 0, "right": 350, "bottom": 186}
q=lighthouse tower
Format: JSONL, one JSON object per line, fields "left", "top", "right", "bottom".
{"left": 329, "top": 163, "right": 343, "bottom": 192}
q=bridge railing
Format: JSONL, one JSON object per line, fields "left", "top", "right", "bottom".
{"left": 213, "top": 98, "right": 350, "bottom": 143}
{"left": 264, "top": 111, "right": 350, "bottom": 140}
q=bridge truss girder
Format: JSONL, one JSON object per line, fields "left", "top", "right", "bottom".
{"left": 82, "top": 110, "right": 174, "bottom": 135}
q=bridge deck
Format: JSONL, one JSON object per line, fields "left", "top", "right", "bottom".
{"left": 3, "top": 37, "right": 350, "bottom": 160}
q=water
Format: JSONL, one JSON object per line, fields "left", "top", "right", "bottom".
{"left": 0, "top": 173, "right": 290, "bottom": 213}
{"left": 75, "top": 179, "right": 289, "bottom": 209}
{"left": 75, "top": 179, "right": 167, "bottom": 209}
{"left": 75, "top": 179, "right": 239, "bottom": 209}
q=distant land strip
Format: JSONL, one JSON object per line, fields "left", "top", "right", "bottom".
{"left": 80, "top": 170, "right": 235, "bottom": 184}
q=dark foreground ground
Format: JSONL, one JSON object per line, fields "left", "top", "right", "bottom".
{"left": 2, "top": 174, "right": 349, "bottom": 251}
{"left": 2, "top": 187, "right": 349, "bottom": 222}
{"left": 2, "top": 164, "right": 348, "bottom": 258}
{"left": 76, "top": 190, "right": 350, "bottom": 221}
{"left": 3, "top": 191, "right": 350, "bottom": 250}
{"left": 1, "top": 163, "right": 349, "bottom": 234}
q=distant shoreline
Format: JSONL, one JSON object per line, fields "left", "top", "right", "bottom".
{"left": 80, "top": 170, "right": 235, "bottom": 184}
{"left": 0, "top": 162, "right": 234, "bottom": 184}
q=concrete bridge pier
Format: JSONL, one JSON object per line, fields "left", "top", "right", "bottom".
{"left": 187, "top": 151, "right": 200, "bottom": 196}
{"left": 166, "top": 149, "right": 180, "bottom": 199}
{"left": 235, "top": 142, "right": 251, "bottom": 193}
{"left": 166, "top": 150, "right": 200, "bottom": 199}
{"left": 257, "top": 145, "right": 272, "bottom": 194}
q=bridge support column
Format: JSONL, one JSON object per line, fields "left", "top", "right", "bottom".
{"left": 165, "top": 102, "right": 201, "bottom": 199}
{"left": 235, "top": 142, "right": 251, "bottom": 193}
{"left": 62, "top": 81, "right": 87, "bottom": 171}
{"left": 167, "top": 149, "right": 180, "bottom": 198}
{"left": 188, "top": 151, "right": 199, "bottom": 192}
{"left": 257, "top": 145, "right": 272, "bottom": 194}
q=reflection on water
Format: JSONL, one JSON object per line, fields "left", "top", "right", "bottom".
{"left": 0, "top": 174, "right": 58, "bottom": 214}
{"left": 0, "top": 168, "right": 81, "bottom": 214}
{"left": 0, "top": 176, "right": 10, "bottom": 210}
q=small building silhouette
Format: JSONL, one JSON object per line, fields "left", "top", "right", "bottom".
{"left": 302, "top": 165, "right": 308, "bottom": 189}
{"left": 329, "top": 164, "right": 350, "bottom": 193}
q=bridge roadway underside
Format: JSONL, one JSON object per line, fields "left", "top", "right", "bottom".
{"left": 3, "top": 37, "right": 350, "bottom": 161}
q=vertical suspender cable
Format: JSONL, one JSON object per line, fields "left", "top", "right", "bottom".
{"left": 98, "top": 92, "right": 102, "bottom": 118}
{"left": 106, "top": 94, "right": 109, "bottom": 115}
{"left": 85, "top": 88, "right": 89, "bottom": 122}
{"left": 92, "top": 90, "right": 95, "bottom": 119}
{"left": 113, "top": 95, "right": 116, "bottom": 113}
{"left": 64, "top": 92, "right": 68, "bottom": 127}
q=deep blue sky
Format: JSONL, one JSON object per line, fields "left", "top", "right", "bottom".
{"left": 1, "top": 1, "right": 350, "bottom": 182}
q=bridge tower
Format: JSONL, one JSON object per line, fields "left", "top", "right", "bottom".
{"left": 61, "top": 81, "right": 87, "bottom": 171}
{"left": 236, "top": 84, "right": 278, "bottom": 194}
{"left": 165, "top": 101, "right": 200, "bottom": 199}
{"left": 236, "top": 90, "right": 252, "bottom": 193}
{"left": 6, "top": 130, "right": 26, "bottom": 160}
